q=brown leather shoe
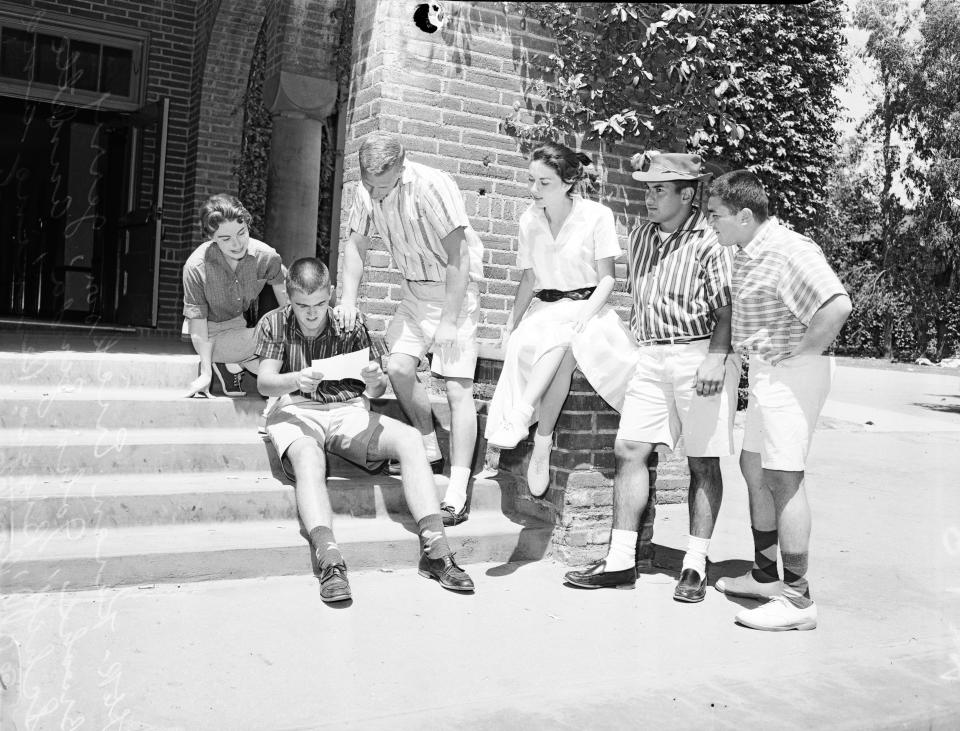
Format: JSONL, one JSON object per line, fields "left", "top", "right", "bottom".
{"left": 440, "top": 502, "right": 469, "bottom": 527}
{"left": 418, "top": 552, "right": 475, "bottom": 592}
{"left": 673, "top": 568, "right": 707, "bottom": 603}
{"left": 564, "top": 560, "right": 636, "bottom": 590}
{"left": 318, "top": 562, "right": 351, "bottom": 603}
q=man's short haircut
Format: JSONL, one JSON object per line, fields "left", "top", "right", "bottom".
{"left": 286, "top": 258, "right": 331, "bottom": 296}
{"left": 359, "top": 133, "right": 405, "bottom": 176}
{"left": 199, "top": 194, "right": 252, "bottom": 238}
{"left": 709, "top": 170, "right": 769, "bottom": 221}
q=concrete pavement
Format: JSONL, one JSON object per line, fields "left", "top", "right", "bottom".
{"left": 2, "top": 363, "right": 959, "bottom": 729}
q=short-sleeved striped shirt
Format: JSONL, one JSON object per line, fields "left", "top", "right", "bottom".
{"left": 182, "top": 239, "right": 285, "bottom": 322}
{"left": 627, "top": 210, "right": 733, "bottom": 341}
{"left": 254, "top": 306, "right": 387, "bottom": 405}
{"left": 347, "top": 160, "right": 484, "bottom": 283}
{"left": 731, "top": 218, "right": 848, "bottom": 358}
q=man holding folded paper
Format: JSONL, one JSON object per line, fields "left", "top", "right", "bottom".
{"left": 254, "top": 258, "right": 475, "bottom": 603}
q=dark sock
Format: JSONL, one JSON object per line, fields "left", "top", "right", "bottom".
{"left": 751, "top": 527, "right": 779, "bottom": 583}
{"left": 417, "top": 514, "right": 452, "bottom": 558}
{"left": 782, "top": 551, "right": 813, "bottom": 608}
{"left": 309, "top": 525, "right": 343, "bottom": 569}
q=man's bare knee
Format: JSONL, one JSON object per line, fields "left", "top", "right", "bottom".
{"left": 385, "top": 355, "right": 418, "bottom": 383}
{"left": 285, "top": 439, "right": 326, "bottom": 479}
{"left": 688, "top": 456, "right": 721, "bottom": 480}
{"left": 614, "top": 439, "right": 654, "bottom": 468}
{"left": 445, "top": 377, "right": 475, "bottom": 406}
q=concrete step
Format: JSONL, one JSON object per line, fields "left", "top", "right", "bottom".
{"left": 0, "top": 384, "right": 461, "bottom": 430}
{"left": 0, "top": 470, "right": 510, "bottom": 531}
{"left": 1, "top": 349, "right": 200, "bottom": 389}
{"left": 1, "top": 500, "right": 553, "bottom": 594}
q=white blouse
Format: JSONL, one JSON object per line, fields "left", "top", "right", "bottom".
{"left": 517, "top": 196, "right": 622, "bottom": 291}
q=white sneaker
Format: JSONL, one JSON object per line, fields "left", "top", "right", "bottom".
{"left": 715, "top": 572, "right": 782, "bottom": 600}
{"left": 735, "top": 596, "right": 818, "bottom": 631}
{"left": 526, "top": 447, "right": 551, "bottom": 497}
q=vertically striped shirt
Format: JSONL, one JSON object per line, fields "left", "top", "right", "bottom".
{"left": 627, "top": 210, "right": 733, "bottom": 341}
{"left": 731, "top": 218, "right": 848, "bottom": 358}
{"left": 347, "top": 160, "right": 484, "bottom": 283}
{"left": 254, "top": 306, "right": 387, "bottom": 404}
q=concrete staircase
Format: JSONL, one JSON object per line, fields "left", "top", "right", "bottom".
{"left": 0, "top": 342, "right": 552, "bottom": 594}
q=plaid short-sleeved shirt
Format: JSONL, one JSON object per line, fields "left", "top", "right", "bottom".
{"left": 627, "top": 210, "right": 733, "bottom": 341}
{"left": 731, "top": 218, "right": 848, "bottom": 359}
{"left": 347, "top": 160, "right": 484, "bottom": 283}
{"left": 254, "top": 306, "right": 387, "bottom": 404}
{"left": 182, "top": 239, "right": 285, "bottom": 322}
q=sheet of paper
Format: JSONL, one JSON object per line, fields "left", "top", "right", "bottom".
{"left": 311, "top": 347, "right": 369, "bottom": 381}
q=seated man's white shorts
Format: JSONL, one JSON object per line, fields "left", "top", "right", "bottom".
{"left": 742, "top": 355, "right": 835, "bottom": 471}
{"left": 616, "top": 339, "right": 741, "bottom": 457}
{"left": 264, "top": 396, "right": 388, "bottom": 479}
{"left": 386, "top": 280, "right": 479, "bottom": 379}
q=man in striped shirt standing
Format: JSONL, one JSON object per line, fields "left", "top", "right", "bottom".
{"left": 565, "top": 153, "right": 741, "bottom": 603}
{"left": 256, "top": 258, "right": 475, "bottom": 602}
{"left": 707, "top": 171, "right": 851, "bottom": 631}
{"left": 335, "top": 133, "right": 485, "bottom": 528}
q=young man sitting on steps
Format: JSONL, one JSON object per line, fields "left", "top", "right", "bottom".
{"left": 254, "top": 257, "right": 475, "bottom": 603}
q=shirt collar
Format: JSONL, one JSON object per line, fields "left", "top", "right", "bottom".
{"left": 740, "top": 218, "right": 778, "bottom": 259}
{"left": 206, "top": 241, "right": 252, "bottom": 268}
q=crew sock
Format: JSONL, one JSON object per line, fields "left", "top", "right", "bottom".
{"left": 309, "top": 525, "right": 343, "bottom": 569}
{"left": 781, "top": 551, "right": 813, "bottom": 609}
{"left": 751, "top": 527, "right": 780, "bottom": 583}
{"left": 604, "top": 528, "right": 639, "bottom": 571}
{"left": 417, "top": 514, "right": 452, "bottom": 558}
{"left": 443, "top": 466, "right": 471, "bottom": 513}
{"left": 422, "top": 431, "right": 442, "bottom": 462}
{"left": 681, "top": 535, "right": 710, "bottom": 579}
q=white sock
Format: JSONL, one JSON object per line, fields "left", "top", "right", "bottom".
{"left": 444, "top": 466, "right": 471, "bottom": 512}
{"left": 681, "top": 535, "right": 710, "bottom": 578}
{"left": 422, "top": 431, "right": 442, "bottom": 462}
{"left": 531, "top": 431, "right": 552, "bottom": 453}
{"left": 605, "top": 529, "right": 638, "bottom": 571}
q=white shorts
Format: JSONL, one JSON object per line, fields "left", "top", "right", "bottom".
{"left": 386, "top": 280, "right": 479, "bottom": 379}
{"left": 742, "top": 355, "right": 835, "bottom": 471}
{"left": 616, "top": 339, "right": 741, "bottom": 457}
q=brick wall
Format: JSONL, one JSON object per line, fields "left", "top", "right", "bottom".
{"left": 338, "top": 0, "right": 655, "bottom": 343}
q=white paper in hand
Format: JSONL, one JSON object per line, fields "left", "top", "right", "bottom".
{"left": 311, "top": 347, "right": 369, "bottom": 381}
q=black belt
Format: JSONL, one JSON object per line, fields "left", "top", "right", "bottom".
{"left": 535, "top": 286, "right": 596, "bottom": 303}
{"left": 636, "top": 334, "right": 712, "bottom": 346}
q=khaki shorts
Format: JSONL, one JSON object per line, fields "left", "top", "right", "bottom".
{"left": 264, "top": 397, "right": 388, "bottom": 478}
{"left": 742, "top": 355, "right": 835, "bottom": 471}
{"left": 386, "top": 280, "right": 479, "bottom": 379}
{"left": 616, "top": 339, "right": 741, "bottom": 457}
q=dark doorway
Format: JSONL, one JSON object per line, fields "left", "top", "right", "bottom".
{"left": 0, "top": 96, "right": 167, "bottom": 327}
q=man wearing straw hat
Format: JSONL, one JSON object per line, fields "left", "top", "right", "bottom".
{"left": 565, "top": 152, "right": 741, "bottom": 603}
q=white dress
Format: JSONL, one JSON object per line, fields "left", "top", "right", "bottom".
{"left": 485, "top": 196, "right": 623, "bottom": 436}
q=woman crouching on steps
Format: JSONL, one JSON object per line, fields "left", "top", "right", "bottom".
{"left": 485, "top": 141, "right": 621, "bottom": 496}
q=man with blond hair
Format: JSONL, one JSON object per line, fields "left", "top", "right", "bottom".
{"left": 335, "top": 133, "right": 484, "bottom": 527}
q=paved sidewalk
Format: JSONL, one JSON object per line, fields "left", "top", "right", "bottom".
{"left": 2, "top": 364, "right": 959, "bottom": 729}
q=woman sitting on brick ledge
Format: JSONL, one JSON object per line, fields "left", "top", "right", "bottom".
{"left": 485, "top": 141, "right": 620, "bottom": 496}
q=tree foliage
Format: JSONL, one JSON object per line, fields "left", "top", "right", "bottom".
{"left": 508, "top": 2, "right": 848, "bottom": 232}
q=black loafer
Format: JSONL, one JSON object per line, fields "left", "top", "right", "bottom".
{"left": 440, "top": 502, "right": 469, "bottom": 527}
{"left": 319, "top": 563, "right": 351, "bottom": 603}
{"left": 673, "top": 568, "right": 707, "bottom": 603}
{"left": 386, "top": 456, "right": 445, "bottom": 476}
{"left": 418, "top": 552, "right": 475, "bottom": 592}
{"left": 564, "top": 560, "right": 636, "bottom": 590}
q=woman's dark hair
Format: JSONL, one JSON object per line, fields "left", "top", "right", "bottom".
{"left": 530, "top": 141, "right": 599, "bottom": 196}
{"left": 199, "top": 194, "right": 252, "bottom": 238}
